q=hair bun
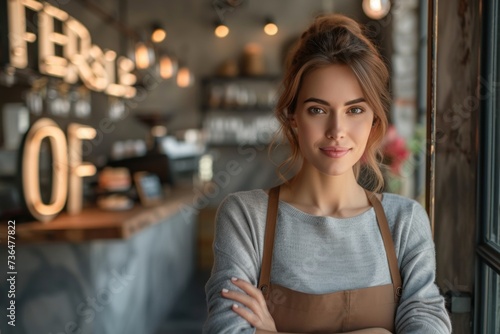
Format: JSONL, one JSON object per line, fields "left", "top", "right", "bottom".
{"left": 302, "top": 14, "right": 363, "bottom": 39}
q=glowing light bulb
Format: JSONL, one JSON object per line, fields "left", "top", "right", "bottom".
{"left": 362, "top": 0, "right": 391, "bottom": 20}
{"left": 371, "top": 0, "right": 382, "bottom": 11}
{"left": 215, "top": 24, "right": 229, "bottom": 38}
{"left": 135, "top": 42, "right": 151, "bottom": 69}
{"left": 264, "top": 22, "right": 278, "bottom": 36}
{"left": 160, "top": 56, "right": 176, "bottom": 79}
{"left": 177, "top": 67, "right": 193, "bottom": 87}
{"left": 151, "top": 28, "right": 166, "bottom": 43}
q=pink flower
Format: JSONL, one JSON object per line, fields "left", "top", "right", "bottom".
{"left": 381, "top": 125, "right": 410, "bottom": 175}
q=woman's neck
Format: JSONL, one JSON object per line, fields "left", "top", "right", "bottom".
{"left": 280, "top": 162, "right": 370, "bottom": 218}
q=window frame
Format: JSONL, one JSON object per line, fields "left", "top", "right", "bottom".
{"left": 476, "top": 0, "right": 500, "bottom": 332}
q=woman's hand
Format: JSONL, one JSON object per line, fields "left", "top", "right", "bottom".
{"left": 221, "top": 277, "right": 277, "bottom": 332}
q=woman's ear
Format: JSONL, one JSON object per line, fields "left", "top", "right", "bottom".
{"left": 289, "top": 115, "right": 297, "bottom": 128}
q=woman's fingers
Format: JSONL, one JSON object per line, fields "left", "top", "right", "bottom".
{"left": 230, "top": 303, "right": 261, "bottom": 327}
{"left": 229, "top": 277, "right": 268, "bottom": 308}
{"left": 220, "top": 277, "right": 277, "bottom": 332}
{"left": 221, "top": 287, "right": 262, "bottom": 316}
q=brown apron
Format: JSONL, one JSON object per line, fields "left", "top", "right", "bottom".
{"left": 258, "top": 186, "right": 402, "bottom": 333}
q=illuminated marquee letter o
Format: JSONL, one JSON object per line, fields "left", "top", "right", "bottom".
{"left": 21, "top": 118, "right": 68, "bottom": 222}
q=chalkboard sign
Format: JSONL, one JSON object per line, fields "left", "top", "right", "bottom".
{"left": 134, "top": 172, "right": 164, "bottom": 206}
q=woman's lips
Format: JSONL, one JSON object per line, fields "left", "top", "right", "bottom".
{"left": 319, "top": 147, "right": 351, "bottom": 158}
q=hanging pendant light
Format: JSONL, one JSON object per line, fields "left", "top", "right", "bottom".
{"left": 151, "top": 23, "right": 167, "bottom": 43}
{"left": 263, "top": 17, "right": 278, "bottom": 36}
{"left": 159, "top": 54, "right": 177, "bottom": 79}
{"left": 134, "top": 41, "right": 155, "bottom": 69}
{"left": 362, "top": 0, "right": 391, "bottom": 20}
{"left": 177, "top": 66, "right": 194, "bottom": 87}
{"left": 214, "top": 21, "right": 230, "bottom": 38}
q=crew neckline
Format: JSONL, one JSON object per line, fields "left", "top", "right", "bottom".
{"left": 258, "top": 188, "right": 387, "bottom": 222}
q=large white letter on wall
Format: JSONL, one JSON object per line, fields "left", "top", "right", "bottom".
{"left": 7, "top": 0, "right": 43, "bottom": 69}
{"left": 21, "top": 118, "right": 68, "bottom": 222}
{"left": 67, "top": 123, "right": 96, "bottom": 215}
{"left": 39, "top": 3, "right": 69, "bottom": 78}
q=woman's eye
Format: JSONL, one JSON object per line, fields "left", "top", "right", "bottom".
{"left": 348, "top": 107, "right": 364, "bottom": 114}
{"left": 308, "top": 107, "right": 325, "bottom": 114}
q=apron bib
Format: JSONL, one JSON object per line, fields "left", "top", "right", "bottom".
{"left": 257, "top": 186, "right": 402, "bottom": 333}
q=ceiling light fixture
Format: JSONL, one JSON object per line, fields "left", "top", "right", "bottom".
{"left": 362, "top": 0, "right": 391, "bottom": 20}
{"left": 151, "top": 23, "right": 166, "bottom": 43}
{"left": 214, "top": 21, "right": 230, "bottom": 38}
{"left": 177, "top": 66, "right": 194, "bottom": 88}
{"left": 134, "top": 41, "right": 154, "bottom": 69}
{"left": 159, "top": 54, "right": 177, "bottom": 79}
{"left": 263, "top": 17, "right": 278, "bottom": 36}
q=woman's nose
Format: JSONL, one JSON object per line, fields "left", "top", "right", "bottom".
{"left": 325, "top": 115, "right": 345, "bottom": 139}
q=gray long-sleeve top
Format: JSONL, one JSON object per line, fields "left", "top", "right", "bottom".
{"left": 204, "top": 189, "right": 452, "bottom": 334}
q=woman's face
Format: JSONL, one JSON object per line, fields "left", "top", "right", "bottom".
{"left": 291, "top": 64, "right": 375, "bottom": 177}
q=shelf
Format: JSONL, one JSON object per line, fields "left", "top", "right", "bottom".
{"left": 9, "top": 186, "right": 196, "bottom": 243}
{"left": 201, "top": 75, "right": 280, "bottom": 114}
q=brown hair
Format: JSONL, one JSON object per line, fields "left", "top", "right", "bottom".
{"left": 273, "top": 14, "right": 390, "bottom": 192}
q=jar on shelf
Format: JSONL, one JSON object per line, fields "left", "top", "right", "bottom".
{"left": 241, "top": 43, "right": 265, "bottom": 76}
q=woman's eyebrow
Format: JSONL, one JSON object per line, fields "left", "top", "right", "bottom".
{"left": 303, "top": 97, "right": 329, "bottom": 105}
{"left": 302, "top": 97, "right": 366, "bottom": 106}
{"left": 344, "top": 98, "right": 366, "bottom": 106}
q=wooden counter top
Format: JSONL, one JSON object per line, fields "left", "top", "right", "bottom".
{"left": 12, "top": 186, "right": 196, "bottom": 243}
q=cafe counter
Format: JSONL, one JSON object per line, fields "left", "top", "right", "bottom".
{"left": 0, "top": 186, "right": 199, "bottom": 334}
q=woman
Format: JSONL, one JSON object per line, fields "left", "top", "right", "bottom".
{"left": 204, "top": 14, "right": 452, "bottom": 334}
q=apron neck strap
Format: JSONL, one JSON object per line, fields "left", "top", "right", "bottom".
{"left": 258, "top": 185, "right": 280, "bottom": 296}
{"left": 365, "top": 189, "right": 403, "bottom": 301}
